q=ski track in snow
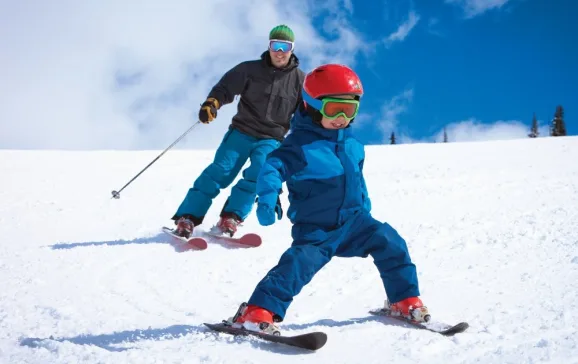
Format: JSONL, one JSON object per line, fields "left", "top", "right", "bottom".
{"left": 1, "top": 137, "right": 577, "bottom": 363}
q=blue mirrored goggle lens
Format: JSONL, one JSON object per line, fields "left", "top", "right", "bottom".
{"left": 269, "top": 40, "right": 293, "bottom": 52}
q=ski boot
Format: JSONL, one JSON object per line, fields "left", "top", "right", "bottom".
{"left": 174, "top": 217, "right": 194, "bottom": 239}
{"left": 213, "top": 214, "right": 242, "bottom": 237}
{"left": 386, "top": 297, "right": 431, "bottom": 323}
{"left": 226, "top": 302, "right": 281, "bottom": 336}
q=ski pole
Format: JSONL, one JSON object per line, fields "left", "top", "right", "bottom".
{"left": 111, "top": 121, "right": 201, "bottom": 199}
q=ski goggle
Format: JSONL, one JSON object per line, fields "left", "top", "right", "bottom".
{"left": 269, "top": 40, "right": 294, "bottom": 53}
{"left": 302, "top": 90, "right": 360, "bottom": 120}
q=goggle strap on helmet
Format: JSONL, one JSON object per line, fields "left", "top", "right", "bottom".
{"left": 301, "top": 89, "right": 323, "bottom": 110}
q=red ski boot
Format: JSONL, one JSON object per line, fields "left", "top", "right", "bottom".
{"left": 215, "top": 215, "right": 241, "bottom": 237}
{"left": 174, "top": 217, "right": 194, "bottom": 239}
{"left": 229, "top": 303, "right": 281, "bottom": 335}
{"left": 387, "top": 297, "right": 431, "bottom": 322}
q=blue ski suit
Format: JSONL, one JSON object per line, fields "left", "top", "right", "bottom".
{"left": 248, "top": 108, "right": 420, "bottom": 321}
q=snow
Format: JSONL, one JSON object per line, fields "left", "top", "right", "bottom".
{"left": 2, "top": 136, "right": 578, "bottom": 363}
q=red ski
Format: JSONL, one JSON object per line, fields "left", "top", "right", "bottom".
{"left": 162, "top": 226, "right": 208, "bottom": 251}
{"left": 162, "top": 227, "right": 262, "bottom": 250}
{"left": 202, "top": 231, "right": 262, "bottom": 248}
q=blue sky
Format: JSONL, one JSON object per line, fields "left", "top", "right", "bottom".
{"left": 0, "top": 0, "right": 576, "bottom": 150}
{"left": 341, "top": 0, "right": 578, "bottom": 144}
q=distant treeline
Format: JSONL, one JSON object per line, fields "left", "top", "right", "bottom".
{"left": 388, "top": 105, "right": 568, "bottom": 144}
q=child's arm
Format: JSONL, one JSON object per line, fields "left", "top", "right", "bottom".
{"left": 256, "top": 138, "right": 307, "bottom": 226}
{"left": 360, "top": 159, "right": 372, "bottom": 212}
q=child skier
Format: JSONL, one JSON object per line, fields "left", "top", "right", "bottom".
{"left": 226, "top": 64, "right": 429, "bottom": 334}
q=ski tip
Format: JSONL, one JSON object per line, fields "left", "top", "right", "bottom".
{"left": 204, "top": 322, "right": 327, "bottom": 350}
{"left": 239, "top": 233, "right": 262, "bottom": 247}
{"left": 187, "top": 237, "right": 208, "bottom": 250}
{"left": 368, "top": 308, "right": 469, "bottom": 336}
{"left": 306, "top": 331, "right": 328, "bottom": 350}
{"left": 451, "top": 322, "right": 469, "bottom": 331}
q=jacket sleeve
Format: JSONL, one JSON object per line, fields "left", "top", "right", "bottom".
{"left": 206, "top": 62, "right": 248, "bottom": 107}
{"left": 360, "top": 159, "right": 372, "bottom": 212}
{"left": 256, "top": 135, "right": 307, "bottom": 209}
{"left": 290, "top": 69, "right": 306, "bottom": 115}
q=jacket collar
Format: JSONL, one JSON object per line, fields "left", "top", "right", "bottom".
{"left": 260, "top": 51, "right": 300, "bottom": 71}
{"left": 291, "top": 108, "right": 348, "bottom": 142}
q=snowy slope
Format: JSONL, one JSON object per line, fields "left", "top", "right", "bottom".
{"left": 1, "top": 136, "right": 577, "bottom": 363}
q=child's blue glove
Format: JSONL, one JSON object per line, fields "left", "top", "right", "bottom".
{"left": 256, "top": 195, "right": 283, "bottom": 226}
{"left": 257, "top": 204, "right": 276, "bottom": 226}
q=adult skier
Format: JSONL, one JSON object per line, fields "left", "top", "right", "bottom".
{"left": 172, "top": 25, "right": 305, "bottom": 238}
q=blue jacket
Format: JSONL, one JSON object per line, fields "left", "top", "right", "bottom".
{"left": 256, "top": 108, "right": 371, "bottom": 230}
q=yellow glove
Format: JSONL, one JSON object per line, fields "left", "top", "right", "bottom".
{"left": 198, "top": 97, "right": 220, "bottom": 123}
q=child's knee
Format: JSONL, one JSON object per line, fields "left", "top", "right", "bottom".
{"left": 381, "top": 222, "right": 408, "bottom": 246}
{"left": 365, "top": 222, "right": 410, "bottom": 259}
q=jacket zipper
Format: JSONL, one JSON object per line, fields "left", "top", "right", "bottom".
{"left": 335, "top": 131, "right": 347, "bottom": 226}
{"left": 267, "top": 70, "right": 277, "bottom": 118}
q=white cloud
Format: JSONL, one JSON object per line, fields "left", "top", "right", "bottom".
{"left": 343, "top": 0, "right": 354, "bottom": 14}
{"left": 368, "top": 87, "right": 543, "bottom": 145}
{"left": 0, "top": 0, "right": 365, "bottom": 150}
{"left": 434, "top": 118, "right": 549, "bottom": 143}
{"left": 384, "top": 10, "right": 420, "bottom": 47}
{"left": 427, "top": 17, "right": 444, "bottom": 37}
{"left": 380, "top": 117, "right": 550, "bottom": 145}
{"left": 445, "top": 0, "right": 511, "bottom": 18}
{"left": 375, "top": 88, "right": 414, "bottom": 143}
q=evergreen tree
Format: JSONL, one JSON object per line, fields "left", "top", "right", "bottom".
{"left": 551, "top": 105, "right": 567, "bottom": 136}
{"left": 443, "top": 127, "right": 448, "bottom": 143}
{"left": 528, "top": 113, "right": 539, "bottom": 138}
{"left": 390, "top": 132, "right": 396, "bottom": 144}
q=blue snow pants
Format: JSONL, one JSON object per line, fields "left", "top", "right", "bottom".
{"left": 247, "top": 211, "right": 420, "bottom": 320}
{"left": 173, "top": 127, "right": 281, "bottom": 223}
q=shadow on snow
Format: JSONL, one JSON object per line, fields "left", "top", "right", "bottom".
{"left": 47, "top": 233, "right": 167, "bottom": 250}
{"left": 20, "top": 324, "right": 206, "bottom": 352}
{"left": 19, "top": 316, "right": 406, "bottom": 354}
{"left": 47, "top": 231, "right": 252, "bottom": 252}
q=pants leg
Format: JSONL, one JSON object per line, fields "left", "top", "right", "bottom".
{"left": 172, "top": 129, "right": 252, "bottom": 223}
{"left": 247, "top": 228, "right": 341, "bottom": 320}
{"left": 222, "top": 138, "right": 280, "bottom": 220}
{"left": 246, "top": 212, "right": 420, "bottom": 321}
{"left": 336, "top": 212, "right": 420, "bottom": 303}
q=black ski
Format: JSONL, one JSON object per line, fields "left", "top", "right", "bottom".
{"left": 204, "top": 322, "right": 327, "bottom": 351}
{"left": 369, "top": 308, "right": 469, "bottom": 336}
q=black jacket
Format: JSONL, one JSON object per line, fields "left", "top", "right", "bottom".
{"left": 207, "top": 51, "right": 305, "bottom": 141}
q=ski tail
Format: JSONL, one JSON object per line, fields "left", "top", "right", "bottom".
{"left": 162, "top": 226, "right": 208, "bottom": 250}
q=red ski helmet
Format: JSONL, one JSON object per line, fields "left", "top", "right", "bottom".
{"left": 303, "top": 64, "right": 363, "bottom": 100}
